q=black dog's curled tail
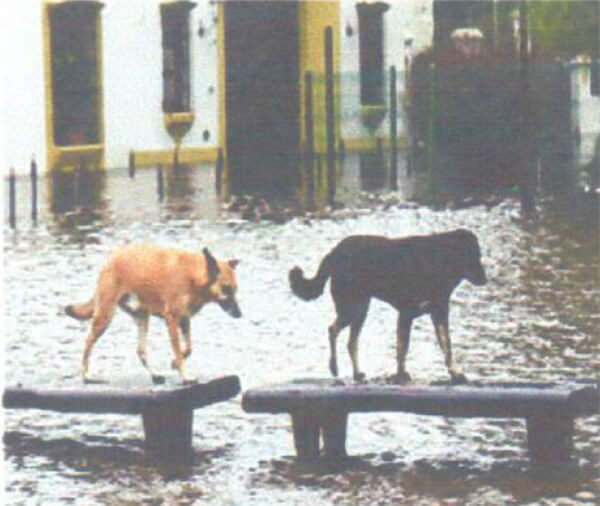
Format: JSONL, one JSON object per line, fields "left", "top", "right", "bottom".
{"left": 289, "top": 253, "right": 332, "bottom": 301}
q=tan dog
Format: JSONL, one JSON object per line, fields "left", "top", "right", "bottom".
{"left": 65, "top": 244, "right": 241, "bottom": 384}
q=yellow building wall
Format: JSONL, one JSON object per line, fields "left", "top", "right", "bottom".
{"left": 298, "top": 1, "right": 341, "bottom": 154}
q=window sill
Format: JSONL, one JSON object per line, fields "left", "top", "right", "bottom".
{"left": 164, "top": 112, "right": 195, "bottom": 143}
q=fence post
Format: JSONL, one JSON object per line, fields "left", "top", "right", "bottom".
{"left": 157, "top": 165, "right": 164, "bottom": 201}
{"left": 215, "top": 148, "right": 224, "bottom": 195}
{"left": 128, "top": 150, "right": 136, "bottom": 178}
{"left": 389, "top": 65, "right": 398, "bottom": 190}
{"left": 325, "top": 26, "right": 336, "bottom": 207}
{"left": 31, "top": 158, "right": 38, "bottom": 222}
{"left": 304, "top": 71, "right": 315, "bottom": 211}
{"left": 9, "top": 168, "right": 16, "bottom": 228}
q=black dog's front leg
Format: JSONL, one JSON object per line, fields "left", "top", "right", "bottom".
{"left": 431, "top": 306, "right": 467, "bottom": 384}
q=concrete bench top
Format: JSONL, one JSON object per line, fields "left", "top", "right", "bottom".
{"left": 242, "top": 379, "right": 599, "bottom": 419}
{"left": 4, "top": 375, "right": 241, "bottom": 415}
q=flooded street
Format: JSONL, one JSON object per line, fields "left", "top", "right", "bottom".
{"left": 4, "top": 165, "right": 599, "bottom": 505}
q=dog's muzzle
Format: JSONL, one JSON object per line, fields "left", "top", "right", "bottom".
{"left": 219, "top": 297, "right": 242, "bottom": 318}
{"left": 468, "top": 264, "right": 487, "bottom": 286}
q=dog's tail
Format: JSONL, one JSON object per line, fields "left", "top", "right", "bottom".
{"left": 289, "top": 253, "right": 333, "bottom": 301}
{"left": 65, "top": 299, "right": 94, "bottom": 320}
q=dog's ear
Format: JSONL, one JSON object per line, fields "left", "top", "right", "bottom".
{"left": 228, "top": 259, "right": 240, "bottom": 269}
{"left": 203, "top": 248, "right": 220, "bottom": 283}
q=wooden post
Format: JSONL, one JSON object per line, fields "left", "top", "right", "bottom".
{"left": 215, "top": 148, "right": 224, "bottom": 195}
{"left": 128, "top": 150, "right": 136, "bottom": 178}
{"left": 291, "top": 410, "right": 320, "bottom": 459}
{"left": 143, "top": 405, "right": 194, "bottom": 458}
{"left": 527, "top": 416, "right": 574, "bottom": 465}
{"left": 304, "top": 71, "right": 315, "bottom": 211}
{"left": 30, "top": 158, "right": 38, "bottom": 222}
{"left": 389, "top": 65, "right": 398, "bottom": 190}
{"left": 157, "top": 165, "right": 164, "bottom": 201}
{"left": 518, "top": 0, "right": 537, "bottom": 217}
{"left": 8, "top": 168, "right": 16, "bottom": 228}
{"left": 324, "top": 26, "right": 336, "bottom": 207}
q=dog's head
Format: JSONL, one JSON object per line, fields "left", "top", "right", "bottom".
{"left": 203, "top": 248, "right": 242, "bottom": 318}
{"left": 455, "top": 229, "right": 487, "bottom": 286}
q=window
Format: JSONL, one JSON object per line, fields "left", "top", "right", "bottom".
{"left": 356, "top": 1, "right": 389, "bottom": 105}
{"left": 49, "top": 1, "right": 104, "bottom": 146}
{"left": 160, "top": 2, "right": 196, "bottom": 113}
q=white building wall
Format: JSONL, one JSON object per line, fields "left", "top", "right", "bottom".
{"left": 1, "top": 5, "right": 46, "bottom": 175}
{"left": 339, "top": 0, "right": 433, "bottom": 140}
{"left": 102, "top": 0, "right": 220, "bottom": 168}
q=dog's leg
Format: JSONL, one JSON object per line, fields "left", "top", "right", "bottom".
{"left": 133, "top": 311, "right": 164, "bottom": 384}
{"left": 395, "top": 312, "right": 413, "bottom": 383}
{"left": 348, "top": 304, "right": 369, "bottom": 382}
{"left": 81, "top": 307, "right": 114, "bottom": 383}
{"left": 431, "top": 307, "right": 467, "bottom": 384}
{"left": 166, "top": 313, "right": 196, "bottom": 384}
{"left": 180, "top": 317, "right": 192, "bottom": 359}
{"left": 328, "top": 318, "right": 343, "bottom": 377}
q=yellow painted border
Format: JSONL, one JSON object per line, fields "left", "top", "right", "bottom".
{"left": 217, "top": 1, "right": 228, "bottom": 187}
{"left": 132, "top": 147, "right": 219, "bottom": 168}
{"left": 43, "top": 0, "right": 106, "bottom": 172}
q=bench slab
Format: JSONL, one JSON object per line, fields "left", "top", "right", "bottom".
{"left": 4, "top": 375, "right": 241, "bottom": 458}
{"left": 242, "top": 379, "right": 599, "bottom": 463}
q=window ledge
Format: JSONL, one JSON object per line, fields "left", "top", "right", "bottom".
{"left": 164, "top": 112, "right": 195, "bottom": 143}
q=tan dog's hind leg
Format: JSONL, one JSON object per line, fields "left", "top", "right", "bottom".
{"left": 166, "top": 313, "right": 196, "bottom": 384}
{"left": 81, "top": 305, "right": 115, "bottom": 382}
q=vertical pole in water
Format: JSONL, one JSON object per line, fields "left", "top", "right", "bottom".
{"left": 30, "top": 158, "right": 38, "bottom": 223}
{"left": 519, "top": 0, "right": 536, "bottom": 217}
{"left": 215, "top": 148, "right": 224, "bottom": 195}
{"left": 427, "top": 63, "right": 436, "bottom": 181}
{"left": 325, "top": 26, "right": 336, "bottom": 207}
{"left": 304, "top": 71, "right": 315, "bottom": 211}
{"left": 157, "top": 165, "right": 164, "bottom": 201}
{"left": 8, "top": 168, "right": 16, "bottom": 228}
{"left": 128, "top": 150, "right": 136, "bottom": 178}
{"left": 389, "top": 65, "right": 398, "bottom": 190}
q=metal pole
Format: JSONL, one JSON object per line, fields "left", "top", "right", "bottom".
{"left": 389, "top": 65, "right": 398, "bottom": 190}
{"left": 304, "top": 71, "right": 315, "bottom": 211}
{"left": 30, "top": 158, "right": 38, "bottom": 222}
{"left": 9, "top": 168, "right": 16, "bottom": 228}
{"left": 325, "top": 26, "right": 336, "bottom": 207}
{"left": 157, "top": 165, "right": 164, "bottom": 201}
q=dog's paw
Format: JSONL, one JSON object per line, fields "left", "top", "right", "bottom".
{"left": 450, "top": 373, "right": 468, "bottom": 385}
{"left": 329, "top": 359, "right": 339, "bottom": 377}
{"left": 151, "top": 374, "right": 166, "bottom": 385}
{"left": 353, "top": 372, "right": 367, "bottom": 383}
{"left": 392, "top": 372, "right": 412, "bottom": 384}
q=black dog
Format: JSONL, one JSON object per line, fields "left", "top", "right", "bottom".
{"left": 289, "top": 229, "right": 487, "bottom": 383}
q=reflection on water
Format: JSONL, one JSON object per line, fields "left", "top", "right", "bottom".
{"left": 3, "top": 161, "right": 599, "bottom": 505}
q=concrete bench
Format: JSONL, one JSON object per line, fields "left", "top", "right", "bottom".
{"left": 242, "top": 379, "right": 599, "bottom": 464}
{"left": 3, "top": 375, "right": 241, "bottom": 459}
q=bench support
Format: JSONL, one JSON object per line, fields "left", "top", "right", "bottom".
{"left": 526, "top": 416, "right": 574, "bottom": 465}
{"left": 291, "top": 409, "right": 348, "bottom": 459}
{"left": 142, "top": 405, "right": 194, "bottom": 457}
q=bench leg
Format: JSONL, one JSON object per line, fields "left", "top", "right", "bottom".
{"left": 526, "top": 416, "right": 573, "bottom": 465}
{"left": 291, "top": 410, "right": 320, "bottom": 459}
{"left": 142, "top": 406, "right": 193, "bottom": 459}
{"left": 320, "top": 410, "right": 348, "bottom": 458}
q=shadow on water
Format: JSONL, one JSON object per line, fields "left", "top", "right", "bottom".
{"left": 248, "top": 452, "right": 597, "bottom": 504}
{"left": 4, "top": 430, "right": 232, "bottom": 482}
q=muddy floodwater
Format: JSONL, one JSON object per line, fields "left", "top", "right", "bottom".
{"left": 3, "top": 166, "right": 599, "bottom": 505}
